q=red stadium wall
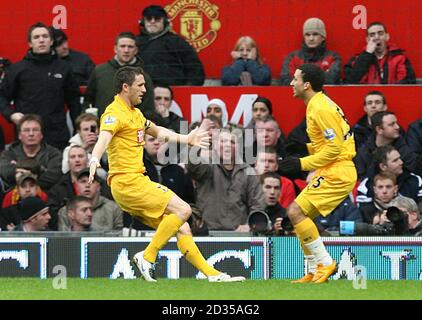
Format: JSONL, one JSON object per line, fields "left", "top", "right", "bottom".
{"left": 1, "top": 86, "right": 421, "bottom": 144}
{"left": 170, "top": 86, "right": 422, "bottom": 135}
{"left": 0, "top": 0, "right": 421, "bottom": 79}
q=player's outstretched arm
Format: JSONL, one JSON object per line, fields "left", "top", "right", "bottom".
{"left": 146, "top": 123, "right": 210, "bottom": 148}
{"left": 88, "top": 130, "right": 113, "bottom": 184}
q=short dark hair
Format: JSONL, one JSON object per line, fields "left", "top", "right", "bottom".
{"left": 373, "top": 145, "right": 397, "bottom": 173}
{"left": 367, "top": 22, "right": 387, "bottom": 35}
{"left": 114, "top": 66, "right": 144, "bottom": 93}
{"left": 18, "top": 114, "right": 43, "bottom": 132}
{"left": 252, "top": 96, "right": 273, "bottom": 115}
{"left": 154, "top": 84, "right": 173, "bottom": 100}
{"left": 66, "top": 195, "right": 92, "bottom": 213}
{"left": 27, "top": 22, "right": 52, "bottom": 42}
{"left": 364, "top": 90, "right": 387, "bottom": 105}
{"left": 256, "top": 146, "right": 278, "bottom": 157}
{"left": 260, "top": 171, "right": 281, "bottom": 185}
{"left": 298, "top": 64, "right": 325, "bottom": 92}
{"left": 115, "top": 31, "right": 136, "bottom": 45}
{"left": 371, "top": 111, "right": 395, "bottom": 131}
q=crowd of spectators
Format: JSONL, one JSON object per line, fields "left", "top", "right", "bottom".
{"left": 0, "top": 6, "right": 421, "bottom": 236}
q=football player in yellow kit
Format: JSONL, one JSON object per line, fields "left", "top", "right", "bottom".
{"left": 88, "top": 66, "right": 244, "bottom": 283}
{"left": 279, "top": 64, "right": 357, "bottom": 283}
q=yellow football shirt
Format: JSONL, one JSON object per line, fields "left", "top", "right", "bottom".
{"left": 301, "top": 91, "right": 356, "bottom": 171}
{"left": 100, "top": 95, "right": 152, "bottom": 177}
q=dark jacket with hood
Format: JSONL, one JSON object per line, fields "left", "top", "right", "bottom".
{"left": 82, "top": 56, "right": 154, "bottom": 119}
{"left": 148, "top": 111, "right": 187, "bottom": 134}
{"left": 344, "top": 44, "right": 416, "bottom": 84}
{"left": 136, "top": 26, "right": 205, "bottom": 86}
{"left": 353, "top": 115, "right": 406, "bottom": 151}
{"left": 354, "top": 134, "right": 417, "bottom": 179}
{"left": 62, "top": 49, "right": 95, "bottom": 86}
{"left": 407, "top": 118, "right": 422, "bottom": 177}
{"left": 0, "top": 50, "right": 81, "bottom": 150}
{"left": 357, "top": 170, "right": 422, "bottom": 208}
{"left": 280, "top": 41, "right": 341, "bottom": 85}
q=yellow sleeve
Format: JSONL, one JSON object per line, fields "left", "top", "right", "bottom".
{"left": 100, "top": 110, "right": 122, "bottom": 136}
{"left": 300, "top": 108, "right": 344, "bottom": 170}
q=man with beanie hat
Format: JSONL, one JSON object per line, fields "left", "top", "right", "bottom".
{"left": 281, "top": 17, "right": 341, "bottom": 85}
{"left": 50, "top": 27, "right": 95, "bottom": 86}
{"left": 13, "top": 196, "right": 51, "bottom": 231}
{"left": 136, "top": 4, "right": 205, "bottom": 86}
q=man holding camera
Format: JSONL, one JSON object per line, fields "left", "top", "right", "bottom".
{"left": 390, "top": 197, "right": 422, "bottom": 236}
{"left": 61, "top": 113, "right": 107, "bottom": 179}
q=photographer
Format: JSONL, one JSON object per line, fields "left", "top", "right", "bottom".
{"left": 249, "top": 172, "right": 294, "bottom": 236}
{"left": 359, "top": 171, "right": 402, "bottom": 224}
{"left": 341, "top": 196, "right": 420, "bottom": 236}
{"left": 389, "top": 197, "right": 422, "bottom": 236}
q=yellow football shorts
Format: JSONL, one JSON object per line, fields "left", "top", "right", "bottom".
{"left": 110, "top": 173, "right": 174, "bottom": 229}
{"left": 295, "top": 163, "right": 357, "bottom": 219}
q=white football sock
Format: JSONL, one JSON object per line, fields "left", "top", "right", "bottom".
{"left": 304, "top": 237, "right": 333, "bottom": 266}
{"left": 305, "top": 255, "right": 317, "bottom": 274}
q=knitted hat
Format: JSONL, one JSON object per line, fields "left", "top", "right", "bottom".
{"left": 18, "top": 196, "right": 49, "bottom": 222}
{"left": 303, "top": 18, "right": 326, "bottom": 38}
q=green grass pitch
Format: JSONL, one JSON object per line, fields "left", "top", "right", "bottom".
{"left": 0, "top": 278, "right": 421, "bottom": 300}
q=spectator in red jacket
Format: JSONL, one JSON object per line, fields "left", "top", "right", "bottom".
{"left": 281, "top": 17, "right": 341, "bottom": 85}
{"left": 345, "top": 22, "right": 416, "bottom": 84}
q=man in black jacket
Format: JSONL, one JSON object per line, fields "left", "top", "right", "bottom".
{"left": 354, "top": 111, "right": 416, "bottom": 179}
{"left": 356, "top": 145, "right": 422, "bottom": 210}
{"left": 0, "top": 22, "right": 81, "bottom": 151}
{"left": 407, "top": 117, "right": 422, "bottom": 177}
{"left": 136, "top": 5, "right": 205, "bottom": 86}
{"left": 50, "top": 27, "right": 95, "bottom": 86}
{"left": 352, "top": 90, "right": 388, "bottom": 150}
{"left": 148, "top": 85, "right": 187, "bottom": 133}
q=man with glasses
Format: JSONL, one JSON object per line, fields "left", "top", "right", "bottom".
{"left": 136, "top": 5, "right": 205, "bottom": 86}
{"left": 0, "top": 114, "right": 62, "bottom": 192}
